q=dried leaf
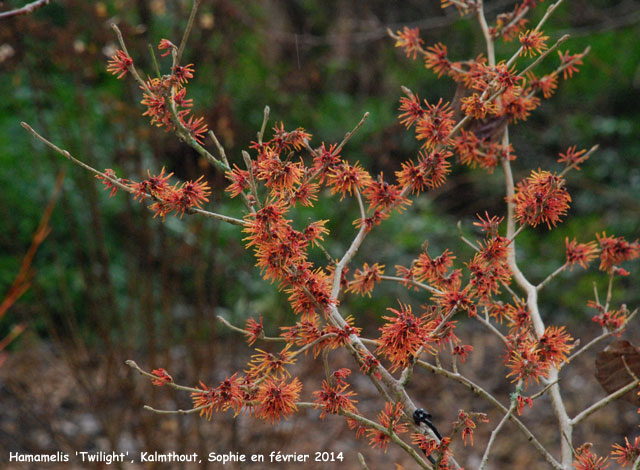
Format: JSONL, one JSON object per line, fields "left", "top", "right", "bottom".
{"left": 595, "top": 340, "right": 640, "bottom": 405}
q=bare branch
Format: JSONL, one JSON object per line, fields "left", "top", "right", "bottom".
{"left": 0, "top": 0, "right": 50, "bottom": 19}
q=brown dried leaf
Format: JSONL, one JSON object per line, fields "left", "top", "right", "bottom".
{"left": 595, "top": 340, "right": 640, "bottom": 405}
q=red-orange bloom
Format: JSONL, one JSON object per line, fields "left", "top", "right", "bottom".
{"left": 172, "top": 64, "right": 195, "bottom": 84}
{"left": 434, "top": 284, "right": 476, "bottom": 317}
{"left": 424, "top": 43, "right": 451, "bottom": 77}
{"left": 363, "top": 174, "right": 411, "bottom": 213}
{"left": 558, "top": 146, "right": 588, "bottom": 170}
{"left": 394, "top": 26, "right": 424, "bottom": 60}
{"left": 519, "top": 30, "right": 549, "bottom": 57}
{"left": 505, "top": 340, "right": 549, "bottom": 389}
{"left": 245, "top": 316, "right": 264, "bottom": 346}
{"left": 589, "top": 301, "right": 628, "bottom": 332}
{"left": 225, "top": 164, "right": 250, "bottom": 198}
{"left": 167, "top": 176, "right": 211, "bottom": 216}
{"left": 454, "top": 410, "right": 488, "bottom": 446}
{"left": 326, "top": 162, "right": 372, "bottom": 200}
{"left": 558, "top": 49, "right": 584, "bottom": 79}
{"left": 396, "top": 150, "right": 452, "bottom": 194}
{"left": 461, "top": 93, "right": 498, "bottom": 119}
{"left": 415, "top": 99, "right": 455, "bottom": 149}
{"left": 157, "top": 38, "right": 176, "bottom": 57}
{"left": 346, "top": 262, "right": 385, "bottom": 297}
{"left": 247, "top": 344, "right": 296, "bottom": 378}
{"left": 565, "top": 238, "right": 599, "bottom": 270}
{"left": 182, "top": 115, "right": 208, "bottom": 144}
{"left": 611, "top": 436, "right": 640, "bottom": 466}
{"left": 191, "top": 374, "right": 244, "bottom": 420}
{"left": 474, "top": 212, "right": 504, "bottom": 236}
{"left": 96, "top": 169, "right": 120, "bottom": 197}
{"left": 596, "top": 232, "right": 640, "bottom": 272}
{"left": 313, "top": 380, "right": 358, "bottom": 418}
{"left": 255, "top": 377, "right": 302, "bottom": 423}
{"left": 376, "top": 302, "right": 429, "bottom": 371}
{"left": 537, "top": 325, "right": 574, "bottom": 367}
{"left": 367, "top": 402, "right": 408, "bottom": 452}
{"left": 151, "top": 368, "right": 173, "bottom": 386}
{"left": 312, "top": 143, "right": 342, "bottom": 180}
{"left": 131, "top": 167, "right": 174, "bottom": 201}
{"left": 574, "top": 443, "right": 610, "bottom": 470}
{"left": 511, "top": 170, "right": 571, "bottom": 228}
{"left": 107, "top": 50, "right": 133, "bottom": 79}
{"left": 526, "top": 72, "right": 558, "bottom": 99}
{"left": 515, "top": 394, "right": 533, "bottom": 416}
{"left": 398, "top": 94, "right": 426, "bottom": 129}
{"left": 452, "top": 344, "right": 473, "bottom": 362}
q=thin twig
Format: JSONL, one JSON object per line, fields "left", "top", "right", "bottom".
{"left": 22, "top": 122, "right": 245, "bottom": 226}
{"left": 518, "top": 34, "right": 570, "bottom": 78}
{"left": 0, "top": 0, "right": 50, "bottom": 19}
{"left": 258, "top": 105, "right": 270, "bottom": 144}
{"left": 416, "top": 360, "right": 564, "bottom": 470}
{"left": 125, "top": 360, "right": 202, "bottom": 394}
{"left": 566, "top": 308, "right": 638, "bottom": 364}
{"left": 536, "top": 262, "right": 568, "bottom": 291}
{"left": 334, "top": 112, "right": 369, "bottom": 155}
{"left": 216, "top": 315, "right": 285, "bottom": 342}
{"left": 111, "top": 24, "right": 150, "bottom": 93}
{"left": 176, "top": 0, "right": 202, "bottom": 67}
{"left": 144, "top": 404, "right": 207, "bottom": 415}
{"left": 570, "top": 378, "right": 639, "bottom": 425}
{"left": 479, "top": 401, "right": 516, "bottom": 470}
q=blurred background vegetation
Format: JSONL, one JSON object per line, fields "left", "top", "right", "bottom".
{"left": 1, "top": 0, "right": 639, "bottom": 468}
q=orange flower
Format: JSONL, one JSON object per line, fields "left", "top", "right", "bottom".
{"left": 398, "top": 94, "right": 426, "bottom": 129}
{"left": 511, "top": 169, "right": 571, "bottom": 228}
{"left": 245, "top": 316, "right": 264, "bottom": 346}
{"left": 558, "top": 49, "right": 584, "bottom": 79}
{"left": 367, "top": 403, "right": 408, "bottom": 452}
{"left": 473, "top": 212, "right": 504, "bottom": 236}
{"left": 537, "top": 325, "right": 574, "bottom": 367}
{"left": 225, "top": 164, "right": 250, "bottom": 198}
{"left": 255, "top": 377, "right": 302, "bottom": 423}
{"left": 565, "top": 238, "right": 599, "bottom": 270}
{"left": 505, "top": 340, "right": 549, "bottom": 389}
{"left": 452, "top": 344, "right": 473, "bottom": 362}
{"left": 376, "top": 302, "right": 429, "bottom": 371}
{"left": 247, "top": 344, "right": 296, "bottom": 378}
{"left": 596, "top": 232, "right": 640, "bottom": 272}
{"left": 313, "top": 380, "right": 358, "bottom": 418}
{"left": 96, "top": 168, "right": 120, "bottom": 197}
{"left": 574, "top": 443, "right": 610, "bottom": 470}
{"left": 558, "top": 146, "right": 588, "bottom": 170}
{"left": 526, "top": 72, "right": 558, "bottom": 99}
{"left": 424, "top": 43, "right": 451, "bottom": 77}
{"left": 150, "top": 368, "right": 173, "bottom": 386}
{"left": 461, "top": 93, "right": 498, "bottom": 119}
{"left": 157, "top": 38, "right": 176, "bottom": 57}
{"left": 519, "top": 30, "right": 549, "bottom": 57}
{"left": 363, "top": 174, "right": 410, "bottom": 212}
{"left": 611, "top": 436, "right": 640, "bottom": 466}
{"left": 393, "top": 26, "right": 424, "bottom": 60}
{"left": 326, "top": 162, "right": 373, "bottom": 200}
{"left": 346, "top": 262, "right": 385, "bottom": 297}
{"left": 107, "top": 50, "right": 133, "bottom": 79}
{"left": 415, "top": 99, "right": 455, "bottom": 149}
{"left": 190, "top": 375, "right": 244, "bottom": 420}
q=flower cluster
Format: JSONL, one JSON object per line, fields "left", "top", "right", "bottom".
{"left": 98, "top": 167, "right": 211, "bottom": 219}
{"left": 108, "top": 39, "right": 208, "bottom": 144}
{"left": 511, "top": 169, "right": 571, "bottom": 228}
